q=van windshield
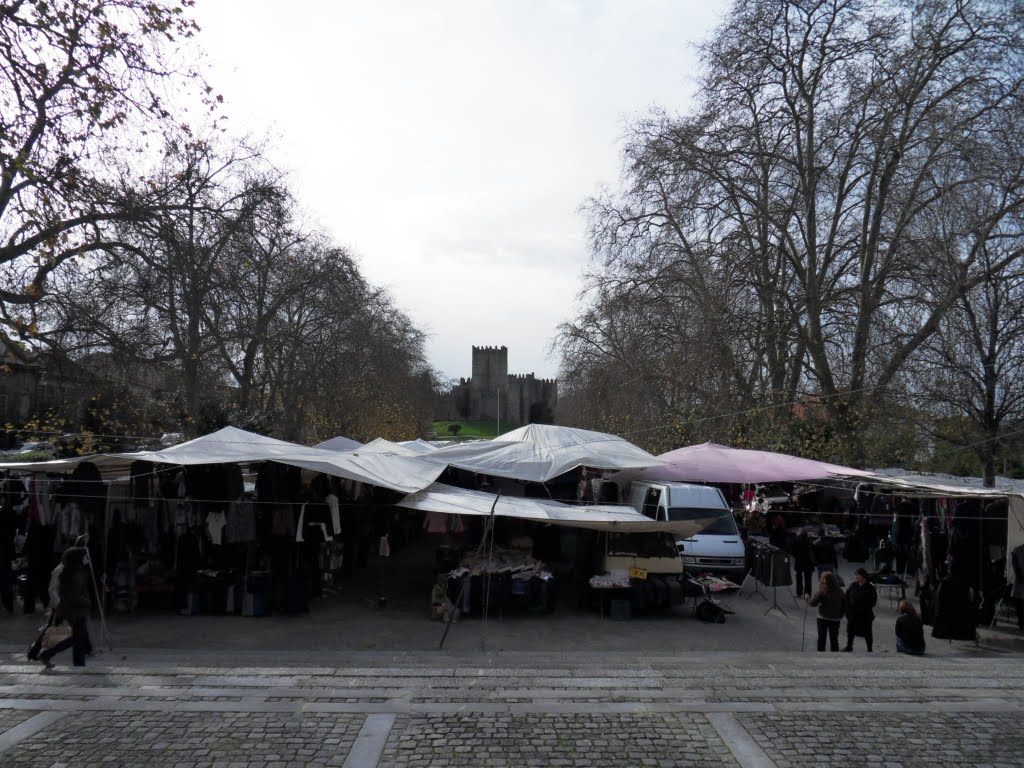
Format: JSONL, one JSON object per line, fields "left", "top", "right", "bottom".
{"left": 667, "top": 508, "right": 739, "bottom": 536}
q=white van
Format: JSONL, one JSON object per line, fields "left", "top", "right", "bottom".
{"left": 626, "top": 481, "right": 745, "bottom": 581}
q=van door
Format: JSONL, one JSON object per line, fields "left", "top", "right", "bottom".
{"left": 641, "top": 487, "right": 661, "bottom": 519}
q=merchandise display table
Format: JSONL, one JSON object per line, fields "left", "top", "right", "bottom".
{"left": 873, "top": 579, "right": 907, "bottom": 608}
{"left": 686, "top": 575, "right": 741, "bottom": 616}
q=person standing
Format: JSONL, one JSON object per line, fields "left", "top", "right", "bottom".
{"left": 792, "top": 530, "right": 815, "bottom": 598}
{"left": 39, "top": 547, "right": 92, "bottom": 668}
{"left": 891, "top": 497, "right": 915, "bottom": 575}
{"left": 808, "top": 572, "right": 846, "bottom": 652}
{"left": 812, "top": 527, "right": 837, "bottom": 577}
{"left": 895, "top": 599, "right": 926, "bottom": 655}
{"left": 844, "top": 567, "right": 878, "bottom": 652}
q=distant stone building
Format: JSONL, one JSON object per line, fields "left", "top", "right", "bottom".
{"left": 0, "top": 343, "right": 172, "bottom": 447}
{"left": 435, "top": 346, "right": 557, "bottom": 426}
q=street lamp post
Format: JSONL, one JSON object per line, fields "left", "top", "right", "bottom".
{"left": 496, "top": 386, "right": 500, "bottom": 436}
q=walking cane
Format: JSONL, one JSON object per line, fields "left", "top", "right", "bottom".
{"left": 801, "top": 598, "right": 809, "bottom": 652}
{"left": 76, "top": 534, "right": 113, "bottom": 652}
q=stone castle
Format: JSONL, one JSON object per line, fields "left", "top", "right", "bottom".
{"left": 434, "top": 346, "right": 558, "bottom": 426}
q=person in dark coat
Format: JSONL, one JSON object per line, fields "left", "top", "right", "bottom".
{"left": 931, "top": 569, "right": 977, "bottom": 642}
{"left": 895, "top": 599, "right": 926, "bottom": 655}
{"left": 808, "top": 571, "right": 846, "bottom": 652}
{"left": 812, "top": 528, "right": 837, "bottom": 577}
{"left": 791, "top": 530, "right": 815, "bottom": 598}
{"left": 891, "top": 497, "right": 915, "bottom": 574}
{"left": 39, "top": 547, "right": 93, "bottom": 668}
{"left": 844, "top": 567, "right": 877, "bottom": 652}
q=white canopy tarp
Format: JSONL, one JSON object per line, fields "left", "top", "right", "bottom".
{"left": 0, "top": 426, "right": 445, "bottom": 494}
{"left": 0, "top": 428, "right": 329, "bottom": 481}
{"left": 354, "top": 437, "right": 429, "bottom": 457}
{"left": 285, "top": 452, "right": 447, "bottom": 494}
{"left": 312, "top": 435, "right": 363, "bottom": 452}
{"left": 397, "top": 482, "right": 718, "bottom": 536}
{"left": 862, "top": 469, "right": 1024, "bottom": 497}
{"left": 0, "top": 426, "right": 315, "bottom": 476}
{"left": 397, "top": 438, "right": 441, "bottom": 453}
{"left": 421, "top": 424, "right": 662, "bottom": 483}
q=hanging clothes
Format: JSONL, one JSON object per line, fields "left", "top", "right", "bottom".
{"left": 205, "top": 510, "right": 226, "bottom": 546}
{"left": 226, "top": 499, "right": 256, "bottom": 543}
{"left": 325, "top": 493, "right": 341, "bottom": 537}
{"left": 931, "top": 574, "right": 977, "bottom": 641}
{"left": 423, "top": 511, "right": 449, "bottom": 534}
{"left": 130, "top": 460, "right": 157, "bottom": 513}
{"left": 297, "top": 502, "right": 332, "bottom": 543}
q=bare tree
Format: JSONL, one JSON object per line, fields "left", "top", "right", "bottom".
{"left": 260, "top": 250, "right": 436, "bottom": 442}
{"left": 45, "top": 133, "right": 283, "bottom": 431}
{"left": 559, "top": 0, "right": 1024, "bottom": 462}
{"left": 912, "top": 218, "right": 1024, "bottom": 485}
{"left": 0, "top": 0, "right": 208, "bottom": 340}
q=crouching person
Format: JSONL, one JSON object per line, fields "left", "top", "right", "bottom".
{"left": 895, "top": 599, "right": 926, "bottom": 655}
{"left": 430, "top": 575, "right": 459, "bottom": 623}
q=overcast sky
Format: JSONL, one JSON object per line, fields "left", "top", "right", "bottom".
{"left": 190, "top": 1, "right": 727, "bottom": 382}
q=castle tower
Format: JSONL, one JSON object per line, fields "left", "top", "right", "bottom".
{"left": 469, "top": 346, "right": 508, "bottom": 420}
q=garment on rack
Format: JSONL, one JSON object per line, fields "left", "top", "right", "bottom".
{"left": 325, "top": 493, "right": 341, "bottom": 536}
{"left": 423, "top": 511, "right": 448, "bottom": 534}
{"left": 174, "top": 499, "right": 200, "bottom": 533}
{"left": 206, "top": 510, "right": 226, "bottom": 546}
{"left": 931, "top": 574, "right": 977, "bottom": 641}
{"left": 297, "top": 502, "right": 332, "bottom": 543}
{"left": 255, "top": 462, "right": 301, "bottom": 504}
{"left": 130, "top": 460, "right": 156, "bottom": 512}
{"left": 53, "top": 501, "right": 84, "bottom": 544}
{"left": 1011, "top": 544, "right": 1024, "bottom": 600}
{"left": 226, "top": 500, "right": 256, "bottom": 543}
{"left": 271, "top": 505, "right": 295, "bottom": 537}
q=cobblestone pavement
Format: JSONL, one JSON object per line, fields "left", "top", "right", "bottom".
{"left": 5, "top": 711, "right": 364, "bottom": 768}
{"left": 741, "top": 712, "right": 1024, "bottom": 768}
{"left": 0, "top": 651, "right": 1020, "bottom": 767}
{"left": 378, "top": 712, "right": 736, "bottom": 767}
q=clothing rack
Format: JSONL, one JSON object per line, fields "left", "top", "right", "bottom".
{"left": 745, "top": 539, "right": 799, "bottom": 616}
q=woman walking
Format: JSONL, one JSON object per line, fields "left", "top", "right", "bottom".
{"left": 38, "top": 547, "right": 92, "bottom": 668}
{"left": 844, "top": 567, "right": 878, "bottom": 652}
{"left": 808, "top": 571, "right": 846, "bottom": 652}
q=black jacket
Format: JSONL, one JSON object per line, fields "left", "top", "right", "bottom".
{"left": 57, "top": 548, "right": 92, "bottom": 621}
{"left": 810, "top": 587, "right": 846, "bottom": 621}
{"left": 931, "top": 575, "right": 977, "bottom": 641}
{"left": 792, "top": 535, "right": 814, "bottom": 570}
{"left": 895, "top": 613, "right": 926, "bottom": 652}
{"left": 845, "top": 580, "right": 877, "bottom": 635}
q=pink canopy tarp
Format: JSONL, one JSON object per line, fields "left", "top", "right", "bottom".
{"left": 615, "top": 442, "right": 872, "bottom": 484}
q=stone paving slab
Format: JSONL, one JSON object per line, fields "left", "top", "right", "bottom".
{"left": 0, "top": 709, "right": 37, "bottom": 734}
{"left": 377, "top": 712, "right": 739, "bottom": 767}
{"left": 739, "top": 711, "right": 1024, "bottom": 767}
